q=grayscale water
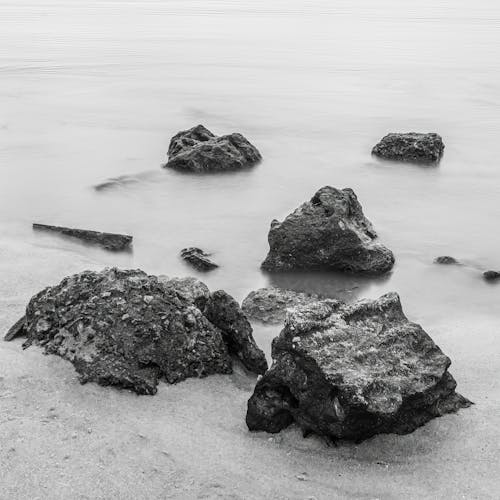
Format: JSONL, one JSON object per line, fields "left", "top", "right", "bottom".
{"left": 1, "top": 1, "right": 499, "bottom": 498}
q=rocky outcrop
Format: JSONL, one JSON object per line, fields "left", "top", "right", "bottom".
{"left": 160, "top": 276, "right": 211, "bottom": 310}
{"left": 246, "top": 293, "right": 471, "bottom": 442}
{"left": 261, "top": 186, "right": 395, "bottom": 275}
{"left": 12, "top": 268, "right": 266, "bottom": 394}
{"left": 241, "top": 287, "right": 322, "bottom": 324}
{"left": 372, "top": 132, "right": 444, "bottom": 163}
{"left": 434, "top": 256, "right": 460, "bottom": 265}
{"left": 204, "top": 291, "right": 268, "bottom": 375}
{"left": 483, "top": 270, "right": 500, "bottom": 282}
{"left": 180, "top": 247, "right": 218, "bottom": 271}
{"left": 33, "top": 223, "right": 132, "bottom": 251}
{"left": 164, "top": 124, "right": 261, "bottom": 172}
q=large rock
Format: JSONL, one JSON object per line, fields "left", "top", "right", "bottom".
{"left": 159, "top": 276, "right": 211, "bottom": 310}
{"left": 164, "top": 124, "right": 261, "bottom": 172}
{"left": 261, "top": 186, "right": 395, "bottom": 274}
{"left": 15, "top": 268, "right": 265, "bottom": 395}
{"left": 204, "top": 290, "right": 268, "bottom": 375}
{"left": 246, "top": 293, "right": 471, "bottom": 442}
{"left": 372, "top": 132, "right": 444, "bottom": 163}
{"left": 241, "top": 287, "right": 322, "bottom": 324}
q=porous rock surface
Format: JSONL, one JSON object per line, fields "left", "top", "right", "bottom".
{"left": 13, "top": 268, "right": 265, "bottom": 394}
{"left": 246, "top": 292, "right": 471, "bottom": 442}
{"left": 164, "top": 124, "right": 261, "bottom": 172}
{"left": 261, "top": 186, "right": 395, "bottom": 275}
{"left": 372, "top": 132, "right": 444, "bottom": 163}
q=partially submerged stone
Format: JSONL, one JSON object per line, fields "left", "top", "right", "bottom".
{"left": 246, "top": 293, "right": 471, "bottom": 442}
{"left": 434, "top": 256, "right": 460, "bottom": 265}
{"left": 180, "top": 247, "right": 218, "bottom": 271}
{"left": 483, "top": 270, "right": 500, "bottom": 282}
{"left": 15, "top": 268, "right": 265, "bottom": 394}
{"left": 241, "top": 287, "right": 322, "bottom": 324}
{"left": 372, "top": 132, "right": 444, "bottom": 163}
{"left": 4, "top": 316, "right": 26, "bottom": 341}
{"left": 261, "top": 186, "right": 395, "bottom": 275}
{"left": 33, "top": 223, "right": 132, "bottom": 251}
{"left": 164, "top": 124, "right": 261, "bottom": 172}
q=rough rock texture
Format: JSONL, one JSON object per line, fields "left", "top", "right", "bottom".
{"left": 261, "top": 186, "right": 395, "bottom": 274}
{"left": 434, "top": 256, "right": 460, "bottom": 265}
{"left": 16, "top": 268, "right": 241, "bottom": 395}
{"left": 483, "top": 270, "right": 500, "bottom": 282}
{"left": 4, "top": 316, "right": 27, "bottom": 341}
{"left": 160, "top": 276, "right": 211, "bottom": 310}
{"left": 246, "top": 293, "right": 471, "bottom": 442}
{"left": 33, "top": 223, "right": 132, "bottom": 251}
{"left": 164, "top": 124, "right": 261, "bottom": 172}
{"left": 372, "top": 132, "right": 445, "bottom": 163}
{"left": 204, "top": 291, "right": 268, "bottom": 375}
{"left": 241, "top": 287, "right": 322, "bottom": 324}
{"left": 180, "top": 247, "right": 218, "bottom": 271}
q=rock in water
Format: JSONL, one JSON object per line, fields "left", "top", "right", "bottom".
{"left": 164, "top": 124, "right": 261, "bottom": 172}
{"left": 20, "top": 268, "right": 235, "bottom": 394}
{"left": 372, "top": 132, "right": 444, "bottom": 163}
{"left": 434, "top": 256, "right": 460, "bottom": 265}
{"left": 483, "top": 270, "right": 500, "bottom": 282}
{"left": 4, "top": 316, "right": 27, "bottom": 341}
{"left": 261, "top": 186, "right": 395, "bottom": 274}
{"left": 33, "top": 223, "right": 132, "bottom": 251}
{"left": 241, "top": 287, "right": 322, "bottom": 324}
{"left": 180, "top": 247, "right": 218, "bottom": 271}
{"left": 246, "top": 293, "right": 471, "bottom": 442}
{"left": 204, "top": 290, "right": 268, "bottom": 375}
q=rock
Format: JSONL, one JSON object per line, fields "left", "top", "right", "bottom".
{"left": 33, "top": 223, "right": 132, "bottom": 251}
{"left": 21, "top": 268, "right": 233, "bottom": 394}
{"left": 246, "top": 292, "right": 471, "bottom": 442}
{"left": 180, "top": 247, "right": 218, "bottom": 271}
{"left": 372, "top": 132, "right": 444, "bottom": 163}
{"left": 160, "top": 276, "right": 211, "bottom": 310}
{"left": 204, "top": 291, "right": 268, "bottom": 375}
{"left": 483, "top": 270, "right": 500, "bottom": 282}
{"left": 164, "top": 124, "right": 261, "bottom": 172}
{"left": 261, "top": 186, "right": 395, "bottom": 275}
{"left": 94, "top": 175, "right": 140, "bottom": 191}
{"left": 434, "top": 256, "right": 460, "bottom": 265}
{"left": 241, "top": 287, "right": 322, "bottom": 324}
{"left": 4, "top": 316, "right": 27, "bottom": 341}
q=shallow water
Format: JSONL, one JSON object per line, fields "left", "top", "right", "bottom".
{"left": 0, "top": 1, "right": 499, "bottom": 498}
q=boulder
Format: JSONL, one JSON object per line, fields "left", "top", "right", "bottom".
{"left": 372, "top": 132, "right": 444, "bottom": 163}
{"left": 160, "top": 276, "right": 211, "bottom": 310}
{"left": 180, "top": 247, "right": 218, "bottom": 271}
{"left": 204, "top": 290, "right": 268, "bottom": 375}
{"left": 241, "top": 287, "right": 322, "bottom": 324}
{"left": 14, "top": 268, "right": 265, "bottom": 395}
{"left": 434, "top": 256, "right": 460, "bottom": 265}
{"left": 261, "top": 186, "right": 395, "bottom": 275}
{"left": 164, "top": 124, "right": 261, "bottom": 172}
{"left": 246, "top": 293, "right": 471, "bottom": 442}
{"left": 483, "top": 270, "right": 500, "bottom": 282}
{"left": 33, "top": 223, "right": 132, "bottom": 251}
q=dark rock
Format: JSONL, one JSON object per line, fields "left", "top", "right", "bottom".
{"left": 434, "top": 256, "right": 460, "bottom": 265}
{"left": 164, "top": 124, "right": 261, "bottom": 172}
{"left": 483, "top": 270, "right": 500, "bottom": 282}
{"left": 372, "top": 132, "right": 444, "bottom": 163}
{"left": 246, "top": 293, "right": 471, "bottom": 442}
{"left": 180, "top": 247, "right": 218, "bottom": 271}
{"left": 204, "top": 290, "right": 268, "bottom": 375}
{"left": 241, "top": 287, "right": 322, "bottom": 324}
{"left": 21, "top": 268, "right": 233, "bottom": 394}
{"left": 159, "top": 276, "right": 211, "bottom": 310}
{"left": 261, "top": 186, "right": 395, "bottom": 275}
{"left": 33, "top": 223, "right": 132, "bottom": 251}
{"left": 4, "top": 316, "right": 27, "bottom": 341}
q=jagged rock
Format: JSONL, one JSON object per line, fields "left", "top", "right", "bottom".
{"left": 241, "top": 287, "right": 322, "bottom": 324}
{"left": 180, "top": 247, "right": 218, "bottom": 271}
{"left": 483, "top": 270, "right": 500, "bottom": 282}
{"left": 33, "top": 223, "right": 132, "bottom": 251}
{"left": 434, "top": 256, "right": 460, "bottom": 265}
{"left": 261, "top": 186, "right": 395, "bottom": 275}
{"left": 164, "top": 124, "right": 261, "bottom": 172}
{"left": 160, "top": 276, "right": 211, "bottom": 310}
{"left": 246, "top": 293, "right": 471, "bottom": 442}
{"left": 16, "top": 268, "right": 247, "bottom": 395}
{"left": 372, "top": 132, "right": 444, "bottom": 163}
{"left": 204, "top": 290, "right": 268, "bottom": 375}
{"left": 4, "top": 316, "right": 27, "bottom": 341}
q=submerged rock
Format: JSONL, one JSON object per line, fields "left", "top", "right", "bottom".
{"left": 434, "top": 256, "right": 460, "bottom": 265}
{"left": 241, "top": 287, "right": 322, "bottom": 324}
{"left": 246, "top": 293, "right": 471, "bottom": 442}
{"left": 204, "top": 290, "right": 268, "bottom": 375}
{"left": 4, "top": 316, "right": 26, "bottom": 341}
{"left": 180, "top": 247, "right": 218, "bottom": 271}
{"left": 164, "top": 124, "right": 261, "bottom": 172}
{"left": 94, "top": 175, "right": 140, "bottom": 191}
{"left": 33, "top": 223, "right": 132, "bottom": 251}
{"left": 483, "top": 270, "right": 500, "bottom": 282}
{"left": 15, "top": 268, "right": 265, "bottom": 394}
{"left": 261, "top": 186, "right": 394, "bottom": 275}
{"left": 372, "top": 132, "right": 444, "bottom": 163}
